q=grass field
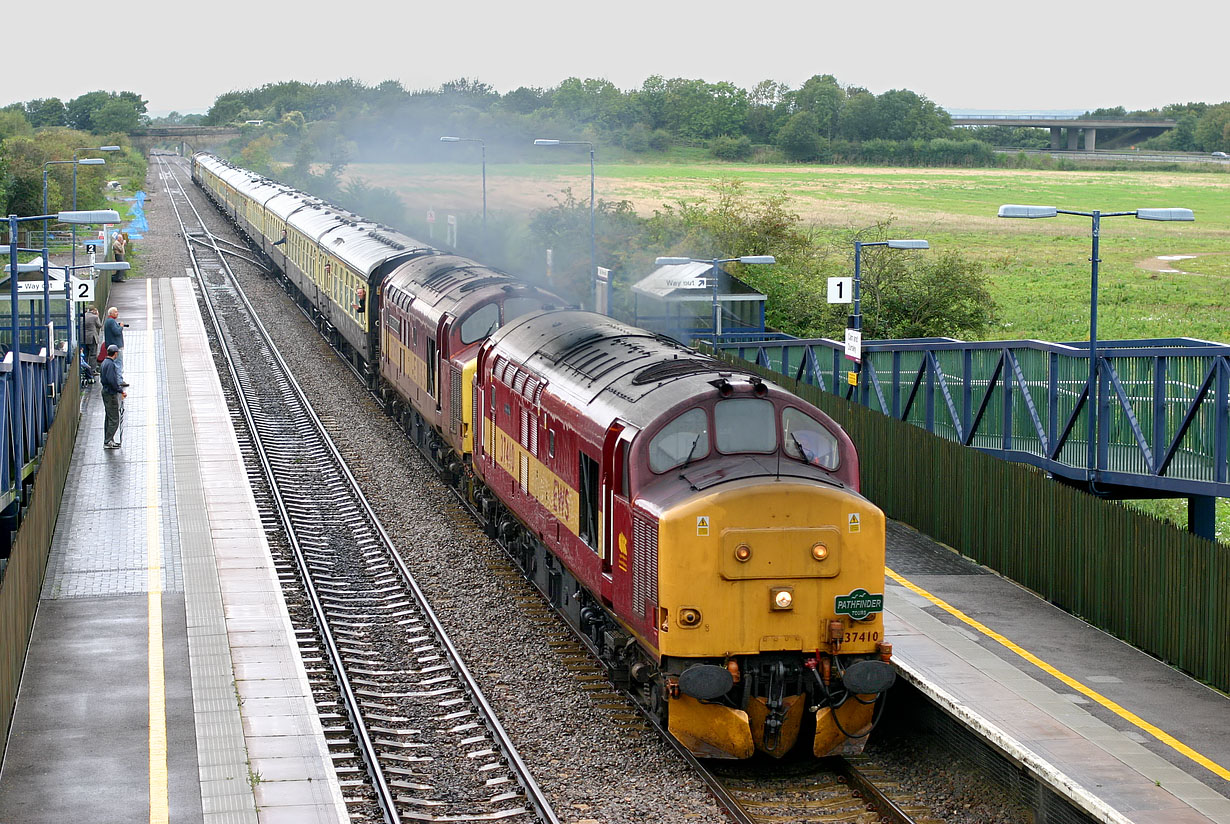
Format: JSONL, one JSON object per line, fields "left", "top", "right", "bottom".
{"left": 354, "top": 160, "right": 1230, "bottom": 344}
{"left": 349, "top": 159, "right": 1230, "bottom": 540}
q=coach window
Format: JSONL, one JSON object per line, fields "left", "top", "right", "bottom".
{"left": 715, "top": 398, "right": 776, "bottom": 455}
{"left": 460, "top": 302, "right": 500, "bottom": 345}
{"left": 648, "top": 408, "right": 709, "bottom": 473}
{"left": 782, "top": 408, "right": 840, "bottom": 470}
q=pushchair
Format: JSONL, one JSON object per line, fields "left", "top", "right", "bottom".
{"left": 80, "top": 351, "right": 97, "bottom": 387}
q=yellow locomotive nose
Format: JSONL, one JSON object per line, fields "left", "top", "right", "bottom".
{"left": 655, "top": 479, "right": 885, "bottom": 660}
{"left": 656, "top": 478, "right": 887, "bottom": 760}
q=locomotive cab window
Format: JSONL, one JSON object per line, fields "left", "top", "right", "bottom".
{"left": 715, "top": 398, "right": 777, "bottom": 454}
{"left": 649, "top": 408, "right": 709, "bottom": 473}
{"left": 460, "top": 302, "right": 500, "bottom": 345}
{"left": 782, "top": 408, "right": 840, "bottom": 469}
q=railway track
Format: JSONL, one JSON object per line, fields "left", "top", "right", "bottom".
{"left": 157, "top": 155, "right": 559, "bottom": 824}
{"left": 167, "top": 154, "right": 938, "bottom": 824}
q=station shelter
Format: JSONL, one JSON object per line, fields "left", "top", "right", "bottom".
{"left": 632, "top": 262, "right": 767, "bottom": 344}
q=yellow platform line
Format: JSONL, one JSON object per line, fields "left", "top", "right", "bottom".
{"left": 886, "top": 567, "right": 1230, "bottom": 782}
{"left": 146, "top": 279, "right": 169, "bottom": 823}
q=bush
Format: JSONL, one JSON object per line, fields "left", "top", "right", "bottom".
{"left": 776, "top": 111, "right": 823, "bottom": 161}
{"left": 647, "top": 129, "right": 672, "bottom": 152}
{"left": 621, "top": 123, "right": 651, "bottom": 153}
{"left": 710, "top": 135, "right": 753, "bottom": 161}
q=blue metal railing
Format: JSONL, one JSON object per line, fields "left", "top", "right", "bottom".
{"left": 711, "top": 335, "right": 1230, "bottom": 499}
{"left": 0, "top": 336, "right": 72, "bottom": 518}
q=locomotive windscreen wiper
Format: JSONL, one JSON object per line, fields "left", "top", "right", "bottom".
{"left": 678, "top": 432, "right": 704, "bottom": 488}
{"left": 791, "top": 432, "right": 814, "bottom": 464}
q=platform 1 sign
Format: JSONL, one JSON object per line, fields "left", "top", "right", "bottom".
{"left": 827, "top": 276, "right": 853, "bottom": 304}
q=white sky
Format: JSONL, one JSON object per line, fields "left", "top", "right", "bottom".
{"left": 10, "top": 0, "right": 1224, "bottom": 116}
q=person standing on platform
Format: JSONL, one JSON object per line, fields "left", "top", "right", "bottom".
{"left": 82, "top": 306, "right": 102, "bottom": 379}
{"left": 100, "top": 345, "right": 125, "bottom": 449}
{"left": 104, "top": 307, "right": 130, "bottom": 386}
{"left": 111, "top": 229, "right": 126, "bottom": 263}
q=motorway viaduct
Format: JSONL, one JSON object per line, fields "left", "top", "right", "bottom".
{"left": 950, "top": 115, "right": 1177, "bottom": 151}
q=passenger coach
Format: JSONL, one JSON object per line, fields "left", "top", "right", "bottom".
{"left": 192, "top": 153, "right": 431, "bottom": 376}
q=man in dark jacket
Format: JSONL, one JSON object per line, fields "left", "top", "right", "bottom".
{"left": 100, "top": 345, "right": 125, "bottom": 448}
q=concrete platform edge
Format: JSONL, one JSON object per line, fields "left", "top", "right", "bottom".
{"left": 887, "top": 589, "right": 1227, "bottom": 824}
{"left": 163, "top": 279, "right": 260, "bottom": 822}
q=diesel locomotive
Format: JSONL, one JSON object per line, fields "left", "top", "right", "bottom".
{"left": 192, "top": 152, "right": 895, "bottom": 759}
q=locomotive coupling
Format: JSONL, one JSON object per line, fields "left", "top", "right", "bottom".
{"left": 628, "top": 660, "right": 656, "bottom": 684}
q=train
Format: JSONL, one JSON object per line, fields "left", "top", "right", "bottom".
{"left": 191, "top": 152, "right": 895, "bottom": 760}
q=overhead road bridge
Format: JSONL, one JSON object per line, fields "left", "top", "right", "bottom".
{"left": 130, "top": 125, "right": 241, "bottom": 153}
{"left": 708, "top": 335, "right": 1228, "bottom": 540}
{"left": 952, "top": 114, "right": 1177, "bottom": 152}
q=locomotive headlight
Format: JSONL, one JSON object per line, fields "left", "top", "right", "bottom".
{"left": 734, "top": 544, "right": 752, "bottom": 562}
{"left": 811, "top": 543, "right": 829, "bottom": 561}
{"left": 771, "top": 587, "right": 794, "bottom": 610}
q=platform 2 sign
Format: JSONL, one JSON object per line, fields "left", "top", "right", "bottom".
{"left": 835, "top": 588, "right": 884, "bottom": 621}
{"left": 8, "top": 275, "right": 92, "bottom": 301}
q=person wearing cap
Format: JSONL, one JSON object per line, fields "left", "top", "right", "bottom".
{"left": 99, "top": 345, "right": 126, "bottom": 448}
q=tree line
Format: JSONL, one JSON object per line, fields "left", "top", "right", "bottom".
{"left": 0, "top": 119, "right": 144, "bottom": 231}
{"left": 194, "top": 76, "right": 1230, "bottom": 165}
{"left": 3, "top": 90, "right": 148, "bottom": 135}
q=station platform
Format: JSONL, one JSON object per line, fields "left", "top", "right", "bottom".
{"left": 0, "top": 275, "right": 348, "bottom": 823}
{"left": 885, "top": 522, "right": 1230, "bottom": 823}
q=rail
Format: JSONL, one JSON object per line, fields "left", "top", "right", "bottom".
{"left": 162, "top": 154, "right": 559, "bottom": 824}
{"left": 710, "top": 335, "right": 1230, "bottom": 501}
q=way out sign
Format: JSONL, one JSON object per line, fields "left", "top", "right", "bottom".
{"left": 827, "top": 276, "right": 853, "bottom": 304}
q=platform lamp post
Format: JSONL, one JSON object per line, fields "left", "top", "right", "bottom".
{"left": 850, "top": 239, "right": 929, "bottom": 373}
{"left": 534, "top": 139, "right": 596, "bottom": 293}
{"left": 654, "top": 255, "right": 776, "bottom": 342}
{"left": 439, "top": 136, "right": 486, "bottom": 245}
{"left": 852, "top": 239, "right": 931, "bottom": 330}
{"left": 998, "top": 205, "right": 1194, "bottom": 482}
{"left": 6, "top": 209, "right": 119, "bottom": 495}
{"left": 43, "top": 158, "right": 106, "bottom": 248}
{"left": 72, "top": 145, "right": 121, "bottom": 269}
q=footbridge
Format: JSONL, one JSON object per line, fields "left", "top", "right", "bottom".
{"left": 952, "top": 115, "right": 1177, "bottom": 151}
{"left": 709, "top": 335, "right": 1228, "bottom": 539}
